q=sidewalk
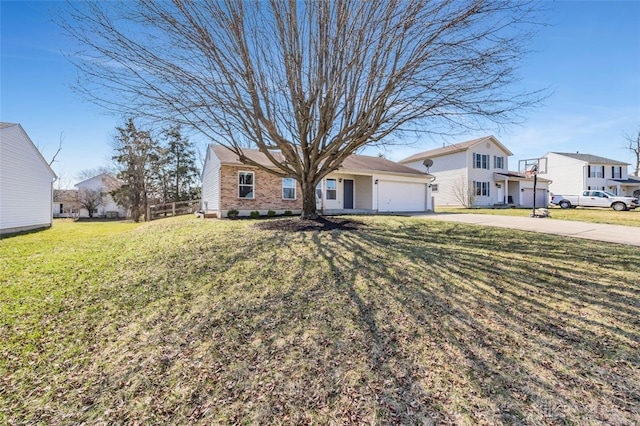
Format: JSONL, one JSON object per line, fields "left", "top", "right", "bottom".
{"left": 412, "top": 213, "right": 640, "bottom": 247}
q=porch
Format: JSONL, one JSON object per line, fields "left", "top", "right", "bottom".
{"left": 322, "top": 208, "right": 377, "bottom": 215}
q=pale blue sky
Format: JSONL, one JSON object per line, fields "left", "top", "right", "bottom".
{"left": 2, "top": 1, "right": 639, "bottom": 187}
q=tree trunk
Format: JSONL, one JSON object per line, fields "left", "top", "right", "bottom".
{"left": 300, "top": 179, "right": 319, "bottom": 220}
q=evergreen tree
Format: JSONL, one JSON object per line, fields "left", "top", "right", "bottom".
{"left": 162, "top": 126, "right": 199, "bottom": 202}
{"left": 111, "top": 119, "right": 160, "bottom": 222}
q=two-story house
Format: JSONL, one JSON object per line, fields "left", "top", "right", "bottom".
{"left": 400, "top": 136, "right": 550, "bottom": 208}
{"left": 1, "top": 122, "right": 57, "bottom": 236}
{"left": 74, "top": 173, "right": 126, "bottom": 218}
{"left": 543, "top": 152, "right": 640, "bottom": 198}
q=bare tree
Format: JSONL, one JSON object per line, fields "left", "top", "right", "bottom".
{"left": 77, "top": 188, "right": 103, "bottom": 218}
{"left": 623, "top": 128, "right": 640, "bottom": 177}
{"left": 452, "top": 174, "right": 476, "bottom": 208}
{"left": 48, "top": 133, "right": 64, "bottom": 166}
{"left": 62, "top": 0, "right": 544, "bottom": 219}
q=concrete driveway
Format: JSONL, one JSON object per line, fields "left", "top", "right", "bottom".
{"left": 411, "top": 213, "right": 640, "bottom": 247}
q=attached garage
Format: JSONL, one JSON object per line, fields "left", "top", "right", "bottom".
{"left": 377, "top": 180, "right": 427, "bottom": 212}
{"left": 522, "top": 188, "right": 548, "bottom": 208}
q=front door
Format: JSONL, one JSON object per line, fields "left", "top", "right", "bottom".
{"left": 343, "top": 179, "right": 354, "bottom": 209}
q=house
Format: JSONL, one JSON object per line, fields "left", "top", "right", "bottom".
{"left": 201, "top": 145, "right": 434, "bottom": 218}
{"left": 53, "top": 189, "right": 80, "bottom": 218}
{"left": 74, "top": 173, "right": 126, "bottom": 218}
{"left": 399, "top": 135, "right": 551, "bottom": 208}
{"left": 542, "top": 152, "right": 640, "bottom": 198}
{"left": 0, "top": 122, "right": 57, "bottom": 236}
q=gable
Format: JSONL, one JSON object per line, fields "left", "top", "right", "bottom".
{"left": 399, "top": 136, "right": 513, "bottom": 164}
{"left": 0, "top": 123, "right": 57, "bottom": 179}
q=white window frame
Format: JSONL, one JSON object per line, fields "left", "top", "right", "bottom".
{"left": 238, "top": 171, "right": 255, "bottom": 199}
{"left": 473, "top": 181, "right": 490, "bottom": 196}
{"left": 589, "top": 166, "right": 604, "bottom": 178}
{"left": 473, "top": 153, "right": 489, "bottom": 169}
{"left": 326, "top": 179, "right": 337, "bottom": 200}
{"left": 613, "top": 167, "right": 622, "bottom": 179}
{"left": 494, "top": 156, "right": 504, "bottom": 169}
{"left": 431, "top": 183, "right": 439, "bottom": 192}
{"left": 282, "top": 178, "right": 296, "bottom": 200}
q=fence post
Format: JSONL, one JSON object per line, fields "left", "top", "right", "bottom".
{"left": 172, "top": 202, "right": 176, "bottom": 217}
{"left": 146, "top": 205, "right": 151, "bottom": 221}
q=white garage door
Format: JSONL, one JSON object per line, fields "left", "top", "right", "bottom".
{"left": 522, "top": 188, "right": 548, "bottom": 208}
{"left": 378, "top": 181, "right": 426, "bottom": 212}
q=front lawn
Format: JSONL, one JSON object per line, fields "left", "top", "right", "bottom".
{"left": 437, "top": 206, "right": 640, "bottom": 227}
{"left": 1, "top": 216, "right": 638, "bottom": 424}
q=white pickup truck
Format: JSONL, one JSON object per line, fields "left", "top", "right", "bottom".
{"left": 550, "top": 190, "right": 638, "bottom": 211}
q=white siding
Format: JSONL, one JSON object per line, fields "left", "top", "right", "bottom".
{"left": 1, "top": 124, "right": 56, "bottom": 235}
{"left": 201, "top": 147, "right": 221, "bottom": 214}
{"left": 405, "top": 151, "right": 468, "bottom": 206}
{"left": 75, "top": 174, "right": 126, "bottom": 217}
{"left": 543, "top": 153, "right": 586, "bottom": 195}
{"left": 404, "top": 139, "right": 512, "bottom": 207}
{"left": 467, "top": 142, "right": 510, "bottom": 207}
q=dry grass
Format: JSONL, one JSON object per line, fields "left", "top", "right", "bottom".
{"left": 1, "top": 216, "right": 639, "bottom": 425}
{"left": 436, "top": 206, "right": 640, "bottom": 227}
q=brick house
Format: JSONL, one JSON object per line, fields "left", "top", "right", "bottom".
{"left": 201, "top": 145, "right": 434, "bottom": 218}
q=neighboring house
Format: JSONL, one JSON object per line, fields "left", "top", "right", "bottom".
{"left": 201, "top": 145, "right": 434, "bottom": 218}
{"left": 53, "top": 189, "right": 80, "bottom": 218}
{"left": 400, "top": 135, "right": 551, "bottom": 208}
{"left": 74, "top": 173, "right": 126, "bottom": 218}
{"left": 0, "top": 122, "right": 57, "bottom": 236}
{"left": 543, "top": 152, "right": 640, "bottom": 198}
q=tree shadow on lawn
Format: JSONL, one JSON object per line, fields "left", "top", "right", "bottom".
{"left": 300, "top": 220, "right": 640, "bottom": 424}
{"left": 16, "top": 217, "right": 638, "bottom": 425}
{"left": 318, "top": 221, "right": 640, "bottom": 423}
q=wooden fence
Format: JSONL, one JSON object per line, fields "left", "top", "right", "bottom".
{"left": 146, "top": 199, "right": 201, "bottom": 221}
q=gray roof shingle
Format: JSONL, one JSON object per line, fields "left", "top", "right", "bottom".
{"left": 210, "top": 145, "right": 429, "bottom": 177}
{"left": 551, "top": 152, "right": 629, "bottom": 166}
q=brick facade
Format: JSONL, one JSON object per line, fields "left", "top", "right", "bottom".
{"left": 220, "top": 165, "right": 303, "bottom": 212}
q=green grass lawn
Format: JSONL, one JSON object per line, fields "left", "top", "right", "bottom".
{"left": 1, "top": 216, "right": 639, "bottom": 425}
{"left": 437, "top": 206, "right": 640, "bottom": 227}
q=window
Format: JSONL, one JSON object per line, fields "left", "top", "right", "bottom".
{"left": 431, "top": 183, "right": 438, "bottom": 192}
{"left": 326, "top": 179, "right": 337, "bottom": 200}
{"left": 238, "top": 171, "right": 254, "bottom": 199}
{"left": 588, "top": 165, "right": 604, "bottom": 178}
{"left": 473, "top": 153, "right": 489, "bottom": 169}
{"left": 282, "top": 178, "right": 296, "bottom": 200}
{"left": 612, "top": 166, "right": 622, "bottom": 179}
{"left": 494, "top": 156, "right": 504, "bottom": 169}
{"left": 587, "top": 186, "right": 605, "bottom": 191}
{"left": 473, "top": 181, "right": 490, "bottom": 196}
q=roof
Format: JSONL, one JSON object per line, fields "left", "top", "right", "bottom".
{"left": 494, "top": 171, "right": 552, "bottom": 183}
{"left": 53, "top": 189, "right": 78, "bottom": 201}
{"left": 0, "top": 122, "right": 17, "bottom": 129}
{"left": 610, "top": 178, "right": 640, "bottom": 184}
{"left": 548, "top": 152, "right": 629, "bottom": 166}
{"left": 399, "top": 136, "right": 513, "bottom": 164}
{"left": 75, "top": 173, "right": 121, "bottom": 188}
{"left": 210, "top": 145, "right": 430, "bottom": 177}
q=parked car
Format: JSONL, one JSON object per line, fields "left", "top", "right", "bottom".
{"left": 550, "top": 190, "right": 638, "bottom": 211}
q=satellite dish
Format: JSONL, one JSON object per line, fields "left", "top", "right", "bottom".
{"left": 422, "top": 159, "right": 433, "bottom": 172}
